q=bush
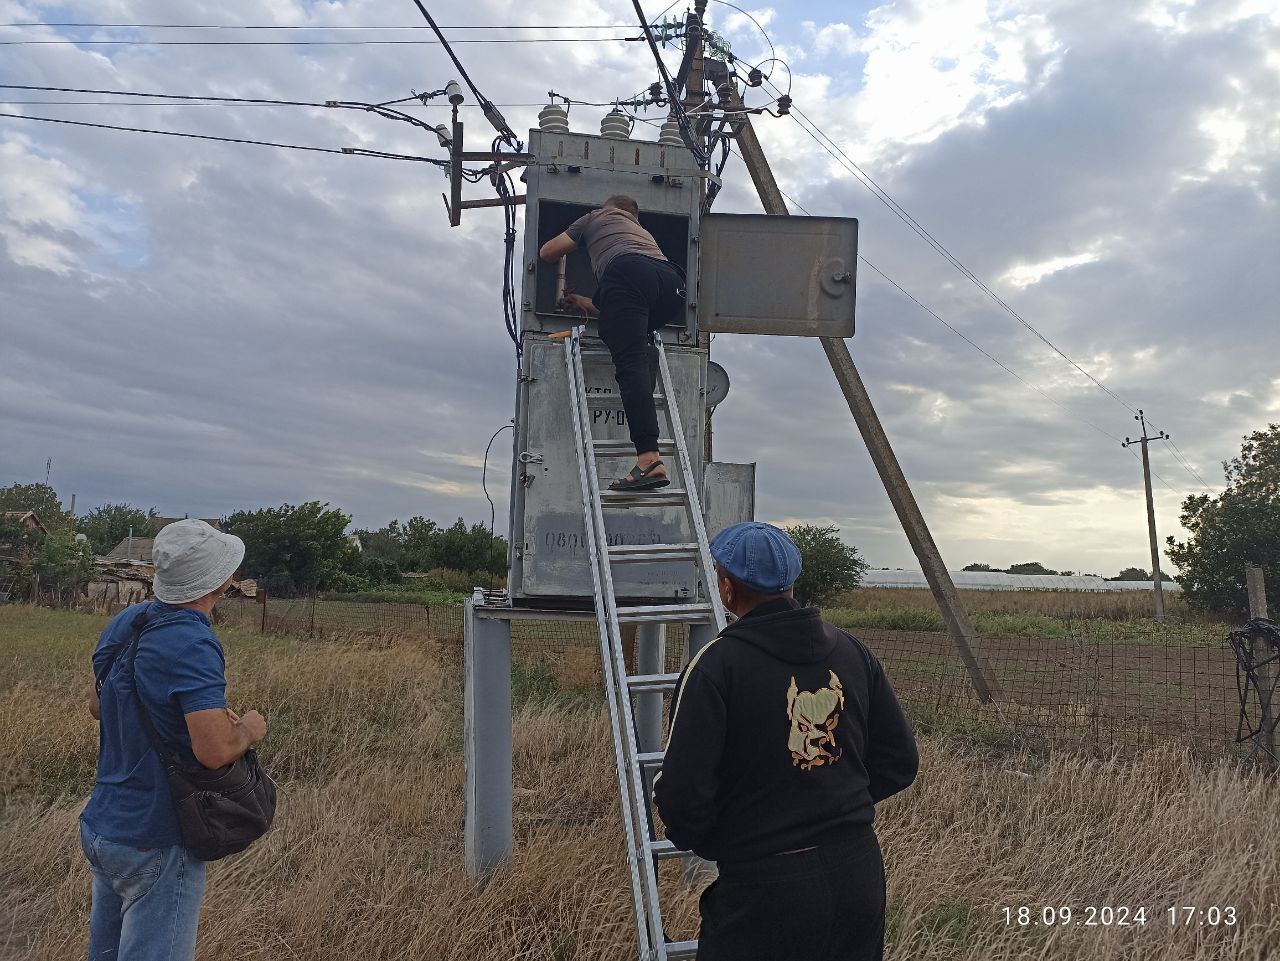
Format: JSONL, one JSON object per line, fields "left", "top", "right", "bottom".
{"left": 783, "top": 524, "right": 869, "bottom": 607}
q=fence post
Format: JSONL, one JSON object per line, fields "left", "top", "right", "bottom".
{"left": 1246, "top": 565, "right": 1277, "bottom": 764}
{"left": 260, "top": 587, "right": 268, "bottom": 633}
{"left": 308, "top": 592, "right": 317, "bottom": 640}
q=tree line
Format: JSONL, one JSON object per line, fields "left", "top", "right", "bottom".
{"left": 0, "top": 490, "right": 506, "bottom": 598}
{"left": 2, "top": 422, "right": 1277, "bottom": 614}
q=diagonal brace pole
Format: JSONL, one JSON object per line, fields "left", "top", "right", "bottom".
{"left": 729, "top": 94, "right": 1001, "bottom": 705}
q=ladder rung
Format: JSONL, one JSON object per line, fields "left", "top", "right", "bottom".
{"left": 617, "top": 603, "right": 714, "bottom": 625}
{"left": 638, "top": 751, "right": 664, "bottom": 771}
{"left": 592, "top": 438, "right": 676, "bottom": 456}
{"left": 585, "top": 393, "right": 666, "bottom": 407}
{"left": 608, "top": 543, "right": 700, "bottom": 564}
{"left": 627, "top": 672, "right": 681, "bottom": 693}
{"left": 649, "top": 839, "right": 689, "bottom": 860}
{"left": 599, "top": 489, "right": 689, "bottom": 508}
{"left": 665, "top": 941, "right": 699, "bottom": 960}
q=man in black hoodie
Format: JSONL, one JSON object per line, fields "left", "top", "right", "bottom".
{"left": 653, "top": 522, "right": 919, "bottom": 961}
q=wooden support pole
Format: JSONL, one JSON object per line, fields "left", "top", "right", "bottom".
{"left": 1246, "top": 565, "right": 1277, "bottom": 763}
{"left": 729, "top": 97, "right": 1000, "bottom": 704}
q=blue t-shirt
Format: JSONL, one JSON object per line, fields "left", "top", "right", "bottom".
{"left": 81, "top": 600, "right": 228, "bottom": 848}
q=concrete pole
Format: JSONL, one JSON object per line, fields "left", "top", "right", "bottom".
{"left": 1138, "top": 436, "right": 1166, "bottom": 620}
{"left": 634, "top": 623, "right": 665, "bottom": 752}
{"left": 464, "top": 593, "right": 513, "bottom": 876}
{"left": 687, "top": 622, "right": 719, "bottom": 663}
{"left": 1245, "top": 565, "right": 1277, "bottom": 763}
{"left": 1123, "top": 411, "right": 1168, "bottom": 621}
{"left": 728, "top": 97, "right": 999, "bottom": 704}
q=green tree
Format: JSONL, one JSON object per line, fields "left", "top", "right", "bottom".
{"left": 783, "top": 524, "right": 868, "bottom": 608}
{"left": 1167, "top": 423, "right": 1280, "bottom": 616}
{"left": 962, "top": 563, "right": 995, "bottom": 572}
{"left": 0, "top": 482, "right": 70, "bottom": 532}
{"left": 1114, "top": 567, "right": 1151, "bottom": 581}
{"left": 77, "top": 503, "right": 161, "bottom": 555}
{"left": 223, "top": 502, "right": 359, "bottom": 596}
{"left": 1007, "top": 561, "right": 1059, "bottom": 576}
{"left": 0, "top": 515, "right": 92, "bottom": 596}
{"left": 432, "top": 518, "right": 507, "bottom": 575}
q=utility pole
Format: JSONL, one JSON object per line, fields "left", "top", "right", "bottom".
{"left": 1122, "top": 410, "right": 1169, "bottom": 621}
{"left": 684, "top": 1, "right": 715, "bottom": 465}
{"left": 727, "top": 93, "right": 1000, "bottom": 704}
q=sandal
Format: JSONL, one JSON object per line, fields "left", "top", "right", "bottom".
{"left": 609, "top": 460, "right": 670, "bottom": 492}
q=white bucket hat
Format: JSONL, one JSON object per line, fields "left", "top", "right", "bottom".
{"left": 152, "top": 519, "right": 245, "bottom": 604}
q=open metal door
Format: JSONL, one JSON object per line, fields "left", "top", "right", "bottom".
{"left": 696, "top": 213, "right": 858, "bottom": 337}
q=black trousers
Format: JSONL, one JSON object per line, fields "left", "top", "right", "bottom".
{"left": 696, "top": 830, "right": 887, "bottom": 961}
{"left": 594, "top": 254, "right": 685, "bottom": 456}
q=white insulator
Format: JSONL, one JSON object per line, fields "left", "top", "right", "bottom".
{"left": 600, "top": 108, "right": 632, "bottom": 139}
{"left": 538, "top": 102, "right": 570, "bottom": 133}
{"left": 658, "top": 118, "right": 684, "bottom": 147}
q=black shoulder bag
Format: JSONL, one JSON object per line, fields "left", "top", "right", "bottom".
{"left": 103, "top": 611, "right": 277, "bottom": 861}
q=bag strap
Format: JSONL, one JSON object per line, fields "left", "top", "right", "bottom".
{"left": 120, "top": 610, "right": 181, "bottom": 767}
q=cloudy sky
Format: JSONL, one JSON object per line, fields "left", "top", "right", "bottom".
{"left": 1, "top": 0, "right": 1276, "bottom": 576}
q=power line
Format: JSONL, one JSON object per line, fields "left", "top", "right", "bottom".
{"left": 0, "top": 100, "right": 548, "bottom": 107}
{"left": 764, "top": 77, "right": 1141, "bottom": 417}
{"left": 0, "top": 113, "right": 449, "bottom": 164}
{"left": 0, "top": 22, "right": 635, "bottom": 29}
{"left": 774, "top": 185, "right": 1127, "bottom": 446}
{"left": 0, "top": 82, "right": 327, "bottom": 107}
{"left": 0, "top": 36, "right": 645, "bottom": 45}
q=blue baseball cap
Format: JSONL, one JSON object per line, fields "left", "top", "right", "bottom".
{"left": 709, "top": 522, "right": 803, "bottom": 594}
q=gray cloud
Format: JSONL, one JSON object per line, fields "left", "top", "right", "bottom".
{"left": 1, "top": 0, "right": 1276, "bottom": 577}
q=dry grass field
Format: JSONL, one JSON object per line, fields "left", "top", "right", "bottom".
{"left": 2, "top": 604, "right": 1277, "bottom": 961}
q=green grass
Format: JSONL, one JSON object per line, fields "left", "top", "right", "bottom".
{"left": 320, "top": 586, "right": 469, "bottom": 605}
{"left": 824, "top": 606, "right": 1226, "bottom": 645}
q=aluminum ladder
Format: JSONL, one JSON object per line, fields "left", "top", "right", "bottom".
{"left": 564, "top": 328, "right": 728, "bottom": 961}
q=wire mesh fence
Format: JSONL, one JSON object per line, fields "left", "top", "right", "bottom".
{"left": 210, "top": 595, "right": 1250, "bottom": 759}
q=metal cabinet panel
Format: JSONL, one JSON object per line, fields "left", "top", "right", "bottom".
{"left": 510, "top": 334, "right": 707, "bottom": 602}
{"left": 703, "top": 461, "right": 757, "bottom": 540}
{"left": 696, "top": 213, "right": 858, "bottom": 337}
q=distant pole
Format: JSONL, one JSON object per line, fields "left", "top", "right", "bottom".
{"left": 1121, "top": 410, "right": 1169, "bottom": 621}
{"left": 69, "top": 493, "right": 76, "bottom": 517}
{"left": 728, "top": 94, "right": 999, "bottom": 705}
{"left": 45, "top": 457, "right": 51, "bottom": 486}
{"left": 127, "top": 525, "right": 134, "bottom": 561}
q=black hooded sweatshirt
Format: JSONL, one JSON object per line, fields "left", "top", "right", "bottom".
{"left": 652, "top": 597, "right": 919, "bottom": 864}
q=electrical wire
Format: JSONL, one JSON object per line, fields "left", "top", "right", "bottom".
{"left": 1, "top": 22, "right": 638, "bottom": 29}
{"left": 0, "top": 100, "right": 550, "bottom": 107}
{"left": 481, "top": 423, "right": 515, "bottom": 534}
{"left": 0, "top": 112, "right": 450, "bottom": 163}
{"left": 631, "top": 0, "right": 708, "bottom": 167}
{"left": 0, "top": 36, "right": 646, "bottom": 45}
{"left": 0, "top": 82, "right": 328, "bottom": 107}
{"left": 781, "top": 185, "right": 1198, "bottom": 496}
{"left": 408, "top": 0, "right": 519, "bottom": 148}
{"left": 769, "top": 86, "right": 1141, "bottom": 417}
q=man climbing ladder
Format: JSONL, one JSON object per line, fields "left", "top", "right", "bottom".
{"left": 540, "top": 194, "right": 685, "bottom": 492}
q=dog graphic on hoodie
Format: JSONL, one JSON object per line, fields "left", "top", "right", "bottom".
{"left": 786, "top": 671, "right": 845, "bottom": 770}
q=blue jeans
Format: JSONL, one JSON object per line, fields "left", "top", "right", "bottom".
{"left": 80, "top": 821, "right": 206, "bottom": 961}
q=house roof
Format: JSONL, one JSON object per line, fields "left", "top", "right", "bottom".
{"left": 1, "top": 510, "right": 50, "bottom": 535}
{"left": 104, "top": 537, "right": 156, "bottom": 563}
{"left": 154, "top": 517, "right": 222, "bottom": 530}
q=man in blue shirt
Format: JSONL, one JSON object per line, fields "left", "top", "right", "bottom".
{"left": 83, "top": 519, "right": 267, "bottom": 961}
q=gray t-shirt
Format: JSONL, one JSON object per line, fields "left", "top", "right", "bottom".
{"left": 565, "top": 206, "right": 668, "bottom": 279}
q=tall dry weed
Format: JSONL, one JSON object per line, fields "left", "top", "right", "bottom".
{"left": 2, "top": 607, "right": 1277, "bottom": 961}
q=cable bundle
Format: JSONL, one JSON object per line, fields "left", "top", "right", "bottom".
{"left": 1227, "top": 618, "right": 1280, "bottom": 761}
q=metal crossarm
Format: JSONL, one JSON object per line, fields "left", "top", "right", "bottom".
{"left": 565, "top": 328, "right": 727, "bottom": 961}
